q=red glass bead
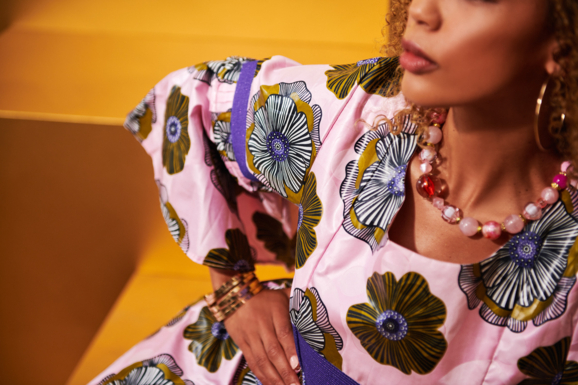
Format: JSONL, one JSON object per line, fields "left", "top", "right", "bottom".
{"left": 431, "top": 110, "right": 447, "bottom": 125}
{"left": 482, "top": 221, "right": 502, "bottom": 240}
{"left": 553, "top": 174, "right": 568, "bottom": 190}
{"left": 416, "top": 174, "right": 440, "bottom": 199}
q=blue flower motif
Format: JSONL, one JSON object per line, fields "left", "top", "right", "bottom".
{"left": 375, "top": 310, "right": 408, "bottom": 341}
{"left": 509, "top": 231, "right": 543, "bottom": 269}
{"left": 340, "top": 117, "right": 418, "bottom": 251}
{"left": 248, "top": 93, "right": 312, "bottom": 197}
{"left": 459, "top": 194, "right": 578, "bottom": 332}
{"left": 211, "top": 321, "right": 229, "bottom": 340}
{"left": 166, "top": 116, "right": 182, "bottom": 143}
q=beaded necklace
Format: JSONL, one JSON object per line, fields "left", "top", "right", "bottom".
{"left": 416, "top": 112, "right": 569, "bottom": 240}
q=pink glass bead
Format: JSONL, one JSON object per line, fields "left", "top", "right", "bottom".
{"left": 459, "top": 217, "right": 479, "bottom": 237}
{"left": 416, "top": 174, "right": 440, "bottom": 198}
{"left": 536, "top": 197, "right": 548, "bottom": 209}
{"left": 523, "top": 202, "right": 542, "bottom": 221}
{"left": 427, "top": 125, "right": 442, "bottom": 144}
{"left": 420, "top": 162, "right": 433, "bottom": 174}
{"left": 432, "top": 197, "right": 445, "bottom": 210}
{"left": 482, "top": 221, "right": 502, "bottom": 240}
{"left": 503, "top": 214, "right": 525, "bottom": 234}
{"left": 553, "top": 174, "right": 568, "bottom": 190}
{"left": 441, "top": 205, "right": 462, "bottom": 224}
{"left": 562, "top": 161, "right": 572, "bottom": 172}
{"left": 419, "top": 147, "right": 437, "bottom": 163}
{"left": 541, "top": 187, "right": 559, "bottom": 205}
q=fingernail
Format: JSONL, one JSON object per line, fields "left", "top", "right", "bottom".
{"left": 290, "top": 355, "right": 300, "bottom": 370}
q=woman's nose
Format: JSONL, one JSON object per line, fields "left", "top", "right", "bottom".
{"left": 408, "top": 0, "right": 442, "bottom": 31}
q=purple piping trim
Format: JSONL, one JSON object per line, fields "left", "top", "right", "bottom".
{"left": 231, "top": 59, "right": 259, "bottom": 182}
{"left": 293, "top": 325, "right": 359, "bottom": 385}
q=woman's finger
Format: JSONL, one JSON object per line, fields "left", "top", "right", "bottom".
{"left": 245, "top": 337, "right": 290, "bottom": 385}
{"left": 261, "top": 322, "right": 301, "bottom": 385}
{"left": 273, "top": 309, "right": 300, "bottom": 372}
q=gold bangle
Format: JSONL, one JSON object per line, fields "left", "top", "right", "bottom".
{"left": 205, "top": 271, "right": 256, "bottom": 306}
{"left": 204, "top": 272, "right": 263, "bottom": 322}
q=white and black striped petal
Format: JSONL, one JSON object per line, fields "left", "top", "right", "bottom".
{"left": 161, "top": 202, "right": 181, "bottom": 243}
{"left": 117, "top": 366, "right": 173, "bottom": 385}
{"left": 533, "top": 276, "right": 576, "bottom": 326}
{"left": 279, "top": 81, "right": 312, "bottom": 103}
{"left": 248, "top": 94, "right": 312, "bottom": 196}
{"left": 480, "top": 200, "right": 578, "bottom": 310}
{"left": 309, "top": 288, "right": 343, "bottom": 350}
{"left": 213, "top": 119, "right": 235, "bottom": 161}
{"left": 354, "top": 161, "right": 406, "bottom": 230}
{"left": 290, "top": 295, "right": 325, "bottom": 352}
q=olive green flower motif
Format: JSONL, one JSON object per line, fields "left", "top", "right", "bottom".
{"left": 124, "top": 88, "right": 155, "bottom": 142}
{"left": 325, "top": 57, "right": 400, "bottom": 100}
{"left": 183, "top": 306, "right": 239, "bottom": 373}
{"left": 203, "top": 229, "right": 255, "bottom": 272}
{"left": 296, "top": 172, "right": 322, "bottom": 269}
{"left": 517, "top": 337, "right": 578, "bottom": 385}
{"left": 96, "top": 354, "right": 194, "bottom": 385}
{"left": 252, "top": 211, "right": 296, "bottom": 269}
{"left": 162, "top": 86, "right": 190, "bottom": 175}
{"left": 347, "top": 271, "right": 447, "bottom": 375}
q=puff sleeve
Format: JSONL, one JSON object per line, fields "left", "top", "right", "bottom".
{"left": 124, "top": 55, "right": 399, "bottom": 271}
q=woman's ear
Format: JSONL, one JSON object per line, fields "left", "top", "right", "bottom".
{"left": 545, "top": 38, "right": 561, "bottom": 76}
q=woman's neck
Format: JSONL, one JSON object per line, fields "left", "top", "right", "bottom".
{"left": 438, "top": 103, "right": 562, "bottom": 222}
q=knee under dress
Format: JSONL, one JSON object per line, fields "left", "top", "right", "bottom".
{"left": 89, "top": 56, "right": 578, "bottom": 385}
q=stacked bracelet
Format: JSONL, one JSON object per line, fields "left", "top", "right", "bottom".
{"left": 205, "top": 271, "right": 264, "bottom": 322}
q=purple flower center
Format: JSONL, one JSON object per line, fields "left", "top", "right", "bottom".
{"left": 267, "top": 131, "right": 290, "bottom": 162}
{"left": 233, "top": 259, "right": 252, "bottom": 272}
{"left": 386, "top": 165, "right": 407, "bottom": 197}
{"left": 552, "top": 372, "right": 563, "bottom": 385}
{"left": 166, "top": 116, "right": 182, "bottom": 143}
{"left": 376, "top": 310, "right": 408, "bottom": 341}
{"left": 211, "top": 321, "right": 229, "bottom": 340}
{"left": 356, "top": 57, "right": 380, "bottom": 67}
{"left": 509, "top": 231, "right": 542, "bottom": 268}
{"left": 297, "top": 204, "right": 304, "bottom": 230}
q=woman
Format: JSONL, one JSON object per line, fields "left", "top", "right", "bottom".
{"left": 91, "top": 0, "right": 578, "bottom": 384}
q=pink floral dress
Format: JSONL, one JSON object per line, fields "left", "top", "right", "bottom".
{"left": 90, "top": 55, "right": 578, "bottom": 385}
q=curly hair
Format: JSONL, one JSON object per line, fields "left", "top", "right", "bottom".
{"left": 381, "top": 0, "right": 578, "bottom": 174}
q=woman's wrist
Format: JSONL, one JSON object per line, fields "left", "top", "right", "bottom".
{"left": 206, "top": 269, "right": 264, "bottom": 322}
{"left": 209, "top": 267, "right": 241, "bottom": 291}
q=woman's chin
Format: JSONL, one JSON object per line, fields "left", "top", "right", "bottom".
{"left": 401, "top": 76, "right": 450, "bottom": 109}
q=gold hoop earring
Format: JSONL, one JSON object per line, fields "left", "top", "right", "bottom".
{"left": 534, "top": 76, "right": 565, "bottom": 152}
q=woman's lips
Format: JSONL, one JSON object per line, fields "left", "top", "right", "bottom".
{"left": 400, "top": 39, "right": 438, "bottom": 74}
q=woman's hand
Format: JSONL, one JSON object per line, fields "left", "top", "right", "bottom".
{"left": 210, "top": 268, "right": 300, "bottom": 385}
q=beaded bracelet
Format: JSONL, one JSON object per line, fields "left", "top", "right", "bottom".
{"left": 205, "top": 271, "right": 264, "bottom": 322}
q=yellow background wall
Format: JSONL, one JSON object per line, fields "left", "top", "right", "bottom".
{"left": 0, "top": 1, "right": 389, "bottom": 384}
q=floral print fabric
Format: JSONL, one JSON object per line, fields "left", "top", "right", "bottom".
{"left": 96, "top": 55, "right": 578, "bottom": 385}
{"left": 459, "top": 193, "right": 578, "bottom": 332}
{"left": 346, "top": 272, "right": 447, "bottom": 374}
